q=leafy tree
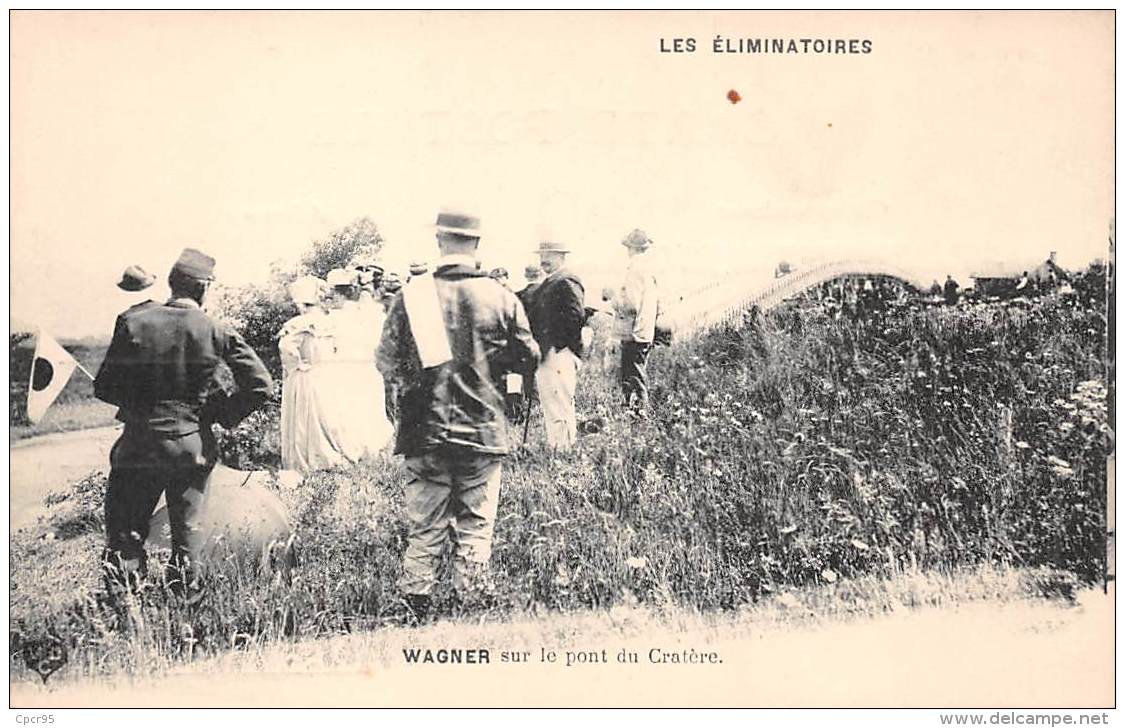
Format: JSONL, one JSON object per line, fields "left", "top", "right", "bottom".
{"left": 298, "top": 217, "right": 383, "bottom": 278}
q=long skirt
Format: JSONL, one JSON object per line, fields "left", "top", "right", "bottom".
{"left": 327, "top": 362, "right": 395, "bottom": 461}
{"left": 281, "top": 369, "right": 350, "bottom": 474}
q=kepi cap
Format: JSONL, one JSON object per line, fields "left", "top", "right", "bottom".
{"left": 172, "top": 248, "right": 216, "bottom": 280}
{"left": 118, "top": 265, "right": 155, "bottom": 292}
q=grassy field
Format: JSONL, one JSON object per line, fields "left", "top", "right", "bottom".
{"left": 8, "top": 291, "right": 1111, "bottom": 690}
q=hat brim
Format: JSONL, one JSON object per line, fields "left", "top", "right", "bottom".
{"left": 435, "top": 224, "right": 482, "bottom": 238}
{"left": 117, "top": 278, "right": 154, "bottom": 292}
{"left": 535, "top": 247, "right": 570, "bottom": 255}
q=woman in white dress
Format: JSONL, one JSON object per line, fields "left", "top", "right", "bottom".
{"left": 278, "top": 276, "right": 350, "bottom": 474}
{"left": 324, "top": 267, "right": 395, "bottom": 460}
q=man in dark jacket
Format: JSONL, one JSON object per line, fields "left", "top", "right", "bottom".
{"left": 507, "top": 263, "right": 544, "bottom": 423}
{"left": 527, "top": 240, "right": 585, "bottom": 450}
{"left": 94, "top": 248, "right": 273, "bottom": 600}
{"left": 377, "top": 210, "right": 539, "bottom": 621}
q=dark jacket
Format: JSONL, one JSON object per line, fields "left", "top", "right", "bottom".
{"left": 516, "top": 282, "right": 540, "bottom": 314}
{"left": 377, "top": 261, "right": 539, "bottom": 457}
{"left": 94, "top": 299, "right": 273, "bottom": 436}
{"left": 528, "top": 268, "right": 585, "bottom": 358}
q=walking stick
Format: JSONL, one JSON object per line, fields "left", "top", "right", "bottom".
{"left": 521, "top": 392, "right": 534, "bottom": 447}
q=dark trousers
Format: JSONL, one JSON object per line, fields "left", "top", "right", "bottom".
{"left": 620, "top": 341, "right": 653, "bottom": 409}
{"left": 103, "top": 426, "right": 216, "bottom": 591}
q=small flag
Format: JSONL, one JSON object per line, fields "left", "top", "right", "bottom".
{"left": 27, "top": 331, "right": 80, "bottom": 423}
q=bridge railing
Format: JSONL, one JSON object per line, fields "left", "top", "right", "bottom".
{"left": 667, "top": 260, "right": 923, "bottom": 339}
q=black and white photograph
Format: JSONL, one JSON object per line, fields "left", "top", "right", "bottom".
{"left": 7, "top": 9, "right": 1117, "bottom": 714}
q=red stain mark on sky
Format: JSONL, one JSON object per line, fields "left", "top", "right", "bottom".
{"left": 727, "top": 89, "right": 741, "bottom": 104}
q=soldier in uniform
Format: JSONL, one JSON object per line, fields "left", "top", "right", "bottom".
{"left": 377, "top": 210, "right": 539, "bottom": 621}
{"left": 94, "top": 248, "right": 273, "bottom": 600}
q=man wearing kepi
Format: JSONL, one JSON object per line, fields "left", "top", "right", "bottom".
{"left": 615, "top": 229, "right": 658, "bottom": 410}
{"left": 94, "top": 248, "right": 273, "bottom": 601}
{"left": 528, "top": 240, "right": 586, "bottom": 450}
{"left": 377, "top": 210, "right": 539, "bottom": 622}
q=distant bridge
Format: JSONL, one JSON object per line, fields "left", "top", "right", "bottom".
{"left": 667, "top": 260, "right": 929, "bottom": 338}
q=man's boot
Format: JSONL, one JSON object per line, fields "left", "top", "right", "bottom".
{"left": 404, "top": 594, "right": 431, "bottom": 626}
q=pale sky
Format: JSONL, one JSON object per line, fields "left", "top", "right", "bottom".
{"left": 10, "top": 10, "right": 1114, "bottom": 336}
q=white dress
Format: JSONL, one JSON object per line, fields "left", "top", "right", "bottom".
{"left": 325, "top": 301, "right": 394, "bottom": 460}
{"left": 279, "top": 311, "right": 350, "bottom": 474}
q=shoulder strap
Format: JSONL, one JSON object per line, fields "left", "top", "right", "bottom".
{"left": 402, "top": 273, "right": 453, "bottom": 368}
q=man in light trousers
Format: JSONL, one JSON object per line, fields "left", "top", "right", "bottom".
{"left": 527, "top": 240, "right": 586, "bottom": 450}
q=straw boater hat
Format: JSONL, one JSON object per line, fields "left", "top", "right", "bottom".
{"left": 534, "top": 240, "right": 570, "bottom": 255}
{"left": 434, "top": 210, "right": 482, "bottom": 239}
{"left": 621, "top": 229, "right": 653, "bottom": 250}
{"left": 326, "top": 268, "right": 358, "bottom": 288}
{"left": 288, "top": 276, "right": 321, "bottom": 306}
{"left": 117, "top": 265, "right": 155, "bottom": 292}
{"left": 349, "top": 247, "right": 382, "bottom": 272}
{"left": 409, "top": 261, "right": 429, "bottom": 276}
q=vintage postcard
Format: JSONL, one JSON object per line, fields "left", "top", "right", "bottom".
{"left": 7, "top": 10, "right": 1116, "bottom": 714}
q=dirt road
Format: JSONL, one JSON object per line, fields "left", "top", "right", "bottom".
{"left": 9, "top": 425, "right": 121, "bottom": 531}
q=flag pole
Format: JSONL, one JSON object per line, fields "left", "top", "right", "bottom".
{"left": 73, "top": 360, "right": 96, "bottom": 381}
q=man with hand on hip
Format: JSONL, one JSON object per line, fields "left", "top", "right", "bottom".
{"left": 527, "top": 240, "right": 586, "bottom": 451}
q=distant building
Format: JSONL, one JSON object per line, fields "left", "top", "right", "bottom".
{"left": 970, "top": 251, "right": 1068, "bottom": 298}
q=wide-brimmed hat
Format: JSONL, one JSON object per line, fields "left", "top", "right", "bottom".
{"left": 621, "top": 229, "right": 653, "bottom": 250}
{"left": 326, "top": 268, "right": 358, "bottom": 287}
{"left": 409, "top": 261, "right": 429, "bottom": 276}
{"left": 288, "top": 276, "right": 322, "bottom": 305}
{"left": 434, "top": 210, "right": 482, "bottom": 238}
{"left": 534, "top": 240, "right": 570, "bottom": 255}
{"left": 117, "top": 265, "right": 155, "bottom": 292}
{"left": 171, "top": 247, "right": 216, "bottom": 280}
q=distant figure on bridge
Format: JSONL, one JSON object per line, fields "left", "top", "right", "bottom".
{"left": 943, "top": 275, "right": 961, "bottom": 306}
{"left": 615, "top": 229, "right": 659, "bottom": 410}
